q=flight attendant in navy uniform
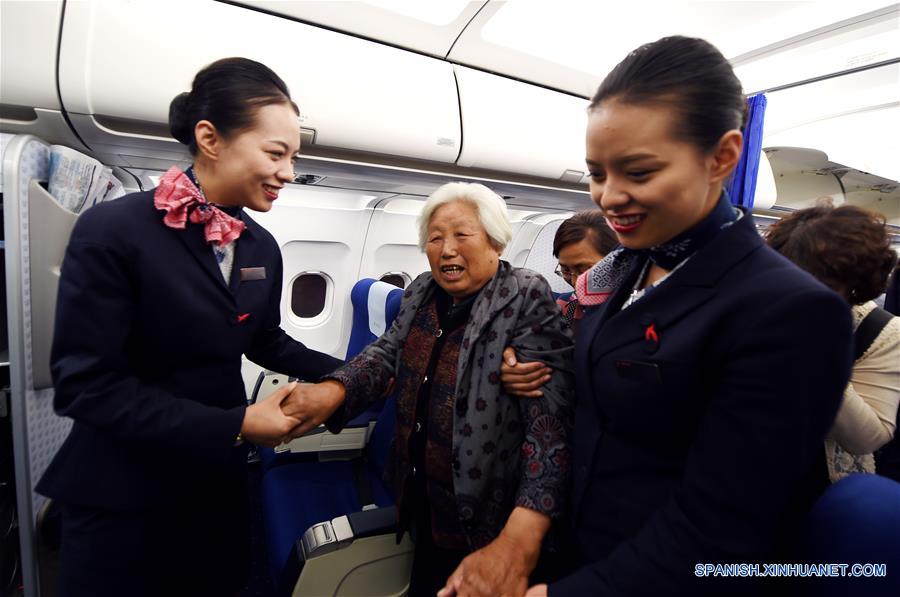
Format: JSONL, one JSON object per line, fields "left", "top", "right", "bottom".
{"left": 36, "top": 58, "right": 342, "bottom": 596}
{"left": 508, "top": 38, "right": 855, "bottom": 596}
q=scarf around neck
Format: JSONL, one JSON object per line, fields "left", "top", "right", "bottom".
{"left": 153, "top": 166, "right": 247, "bottom": 246}
{"left": 575, "top": 193, "right": 739, "bottom": 308}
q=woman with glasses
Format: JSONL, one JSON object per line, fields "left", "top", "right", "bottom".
{"left": 552, "top": 210, "right": 618, "bottom": 330}
{"left": 503, "top": 212, "right": 617, "bottom": 399}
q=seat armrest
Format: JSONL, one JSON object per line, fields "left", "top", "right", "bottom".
{"left": 280, "top": 506, "right": 411, "bottom": 596}
{"left": 254, "top": 373, "right": 380, "bottom": 457}
{"left": 300, "top": 506, "right": 398, "bottom": 560}
{"left": 347, "top": 506, "right": 398, "bottom": 539}
{"left": 276, "top": 421, "right": 375, "bottom": 457}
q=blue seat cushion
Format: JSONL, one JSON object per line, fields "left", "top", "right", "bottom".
{"left": 257, "top": 446, "right": 319, "bottom": 474}
{"left": 801, "top": 474, "right": 900, "bottom": 596}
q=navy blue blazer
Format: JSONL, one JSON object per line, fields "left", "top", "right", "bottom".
{"left": 37, "top": 190, "right": 342, "bottom": 509}
{"left": 549, "top": 212, "right": 853, "bottom": 596}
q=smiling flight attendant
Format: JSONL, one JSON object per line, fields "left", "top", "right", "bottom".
{"left": 518, "top": 37, "right": 854, "bottom": 596}
{"left": 36, "top": 58, "right": 342, "bottom": 596}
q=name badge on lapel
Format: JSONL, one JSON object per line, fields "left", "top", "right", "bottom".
{"left": 240, "top": 267, "right": 266, "bottom": 281}
{"left": 615, "top": 359, "right": 662, "bottom": 384}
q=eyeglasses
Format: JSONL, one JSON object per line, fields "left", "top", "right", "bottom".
{"left": 555, "top": 263, "right": 590, "bottom": 285}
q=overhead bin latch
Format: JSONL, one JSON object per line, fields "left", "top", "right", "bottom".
{"left": 560, "top": 169, "right": 586, "bottom": 183}
{"left": 294, "top": 174, "right": 324, "bottom": 185}
{"left": 300, "top": 127, "right": 316, "bottom": 146}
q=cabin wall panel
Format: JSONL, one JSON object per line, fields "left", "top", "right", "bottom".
{"left": 250, "top": 187, "right": 384, "bottom": 360}
{"left": 359, "top": 198, "right": 430, "bottom": 286}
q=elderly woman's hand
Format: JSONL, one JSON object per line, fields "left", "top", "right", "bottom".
{"left": 438, "top": 534, "right": 531, "bottom": 597}
{"left": 438, "top": 507, "right": 550, "bottom": 597}
{"left": 241, "top": 382, "right": 302, "bottom": 447}
{"left": 280, "top": 380, "right": 346, "bottom": 438}
{"left": 500, "top": 347, "right": 551, "bottom": 398}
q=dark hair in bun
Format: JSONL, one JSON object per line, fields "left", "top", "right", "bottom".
{"left": 168, "top": 57, "right": 299, "bottom": 155}
{"left": 168, "top": 92, "right": 194, "bottom": 145}
{"left": 590, "top": 36, "right": 745, "bottom": 153}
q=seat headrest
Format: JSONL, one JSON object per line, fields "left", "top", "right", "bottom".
{"left": 346, "top": 279, "right": 404, "bottom": 360}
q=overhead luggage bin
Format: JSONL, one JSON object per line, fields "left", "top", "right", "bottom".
{"left": 734, "top": 5, "right": 899, "bottom": 94}
{"left": 236, "top": 0, "right": 484, "bottom": 59}
{"left": 57, "top": 0, "right": 461, "bottom": 167}
{"left": 454, "top": 66, "right": 589, "bottom": 182}
{"left": 0, "top": 1, "right": 87, "bottom": 150}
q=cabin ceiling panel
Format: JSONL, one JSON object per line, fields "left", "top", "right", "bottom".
{"left": 448, "top": 0, "right": 896, "bottom": 97}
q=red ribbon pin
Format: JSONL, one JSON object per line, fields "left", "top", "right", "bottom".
{"left": 644, "top": 323, "right": 659, "bottom": 343}
{"left": 237, "top": 313, "right": 251, "bottom": 323}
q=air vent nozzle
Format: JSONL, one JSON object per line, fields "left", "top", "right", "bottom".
{"left": 294, "top": 174, "right": 324, "bottom": 185}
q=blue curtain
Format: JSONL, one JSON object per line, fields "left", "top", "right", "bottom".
{"left": 726, "top": 94, "right": 767, "bottom": 209}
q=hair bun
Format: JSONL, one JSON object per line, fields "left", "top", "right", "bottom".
{"left": 168, "top": 92, "right": 193, "bottom": 145}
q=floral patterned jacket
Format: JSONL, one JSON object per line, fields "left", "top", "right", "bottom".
{"left": 326, "top": 261, "right": 574, "bottom": 548}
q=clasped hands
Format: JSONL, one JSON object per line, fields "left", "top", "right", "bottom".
{"left": 239, "top": 380, "right": 346, "bottom": 448}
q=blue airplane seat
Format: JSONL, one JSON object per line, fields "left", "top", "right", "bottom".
{"left": 801, "top": 473, "right": 900, "bottom": 596}
{"left": 346, "top": 278, "right": 404, "bottom": 360}
{"left": 259, "top": 280, "right": 406, "bottom": 590}
{"left": 262, "top": 392, "right": 398, "bottom": 592}
{"left": 342, "top": 278, "right": 403, "bottom": 428}
{"left": 255, "top": 279, "right": 403, "bottom": 473}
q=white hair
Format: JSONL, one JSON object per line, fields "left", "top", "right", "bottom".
{"left": 417, "top": 182, "right": 513, "bottom": 251}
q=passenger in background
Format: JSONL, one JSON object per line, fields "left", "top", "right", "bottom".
{"left": 765, "top": 206, "right": 899, "bottom": 482}
{"left": 502, "top": 210, "right": 616, "bottom": 399}
{"left": 281, "top": 182, "right": 574, "bottom": 597}
{"left": 553, "top": 210, "right": 618, "bottom": 330}
{"left": 37, "top": 58, "right": 343, "bottom": 597}
{"left": 513, "top": 36, "right": 853, "bottom": 596}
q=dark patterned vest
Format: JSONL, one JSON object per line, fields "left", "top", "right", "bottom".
{"left": 394, "top": 294, "right": 471, "bottom": 549}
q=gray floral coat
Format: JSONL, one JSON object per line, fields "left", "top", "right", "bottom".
{"left": 326, "top": 261, "right": 574, "bottom": 548}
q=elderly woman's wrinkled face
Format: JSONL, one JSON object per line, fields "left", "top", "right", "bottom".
{"left": 426, "top": 200, "right": 502, "bottom": 303}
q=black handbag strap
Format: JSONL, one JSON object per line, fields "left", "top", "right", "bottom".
{"left": 854, "top": 306, "right": 893, "bottom": 361}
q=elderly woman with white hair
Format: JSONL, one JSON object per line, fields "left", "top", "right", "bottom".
{"left": 283, "top": 181, "right": 574, "bottom": 596}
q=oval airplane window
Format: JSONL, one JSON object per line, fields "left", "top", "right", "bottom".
{"left": 291, "top": 273, "right": 328, "bottom": 318}
{"left": 379, "top": 272, "right": 409, "bottom": 289}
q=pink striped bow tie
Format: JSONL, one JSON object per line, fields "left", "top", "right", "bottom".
{"left": 153, "top": 166, "right": 246, "bottom": 246}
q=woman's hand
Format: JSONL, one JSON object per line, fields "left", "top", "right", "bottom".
{"left": 279, "top": 380, "right": 346, "bottom": 437}
{"left": 437, "top": 533, "right": 532, "bottom": 597}
{"left": 240, "top": 382, "right": 302, "bottom": 447}
{"left": 438, "top": 507, "right": 549, "bottom": 597}
{"left": 500, "top": 347, "right": 551, "bottom": 398}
